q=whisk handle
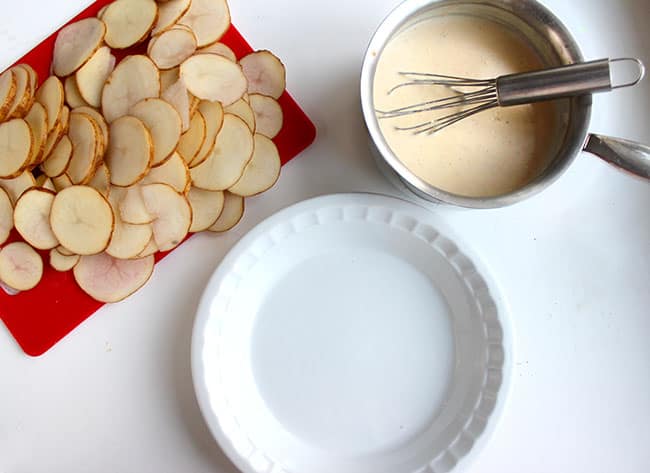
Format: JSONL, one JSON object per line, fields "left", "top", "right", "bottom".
{"left": 496, "top": 59, "right": 613, "bottom": 106}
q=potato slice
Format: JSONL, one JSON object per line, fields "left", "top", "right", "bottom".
{"left": 50, "top": 185, "right": 114, "bottom": 255}
{"left": 53, "top": 18, "right": 106, "bottom": 77}
{"left": 0, "top": 242, "right": 43, "bottom": 291}
{"left": 148, "top": 27, "right": 197, "bottom": 70}
{"left": 0, "top": 187, "right": 14, "bottom": 245}
{"left": 208, "top": 191, "right": 244, "bottom": 232}
{"left": 190, "top": 114, "right": 253, "bottom": 190}
{"left": 240, "top": 50, "right": 287, "bottom": 99}
{"left": 161, "top": 78, "right": 191, "bottom": 132}
{"left": 5, "top": 67, "right": 31, "bottom": 119}
{"left": 21, "top": 64, "right": 38, "bottom": 93}
{"left": 102, "top": 55, "right": 160, "bottom": 123}
{"left": 0, "top": 171, "right": 36, "bottom": 204}
{"left": 106, "top": 116, "right": 153, "bottom": 186}
{"left": 129, "top": 98, "right": 181, "bottom": 166}
{"left": 36, "top": 175, "right": 56, "bottom": 192}
{"left": 225, "top": 98, "right": 255, "bottom": 132}
{"left": 24, "top": 102, "right": 49, "bottom": 167}
{"left": 0, "top": 119, "right": 32, "bottom": 178}
{"left": 42, "top": 121, "right": 63, "bottom": 161}
{"left": 180, "top": 54, "right": 246, "bottom": 105}
{"left": 103, "top": 0, "right": 158, "bottom": 49}
{"left": 191, "top": 100, "right": 224, "bottom": 168}
{"left": 14, "top": 188, "right": 59, "bottom": 250}
{"left": 73, "top": 106, "right": 109, "bottom": 145}
{"left": 187, "top": 187, "right": 225, "bottom": 232}
{"left": 64, "top": 76, "right": 90, "bottom": 109}
{"left": 142, "top": 152, "right": 190, "bottom": 193}
{"left": 229, "top": 134, "right": 281, "bottom": 196}
{"left": 74, "top": 253, "right": 154, "bottom": 303}
{"left": 56, "top": 245, "right": 75, "bottom": 256}
{"left": 49, "top": 249, "right": 80, "bottom": 272}
{"left": 88, "top": 163, "right": 111, "bottom": 197}
{"left": 76, "top": 46, "right": 116, "bottom": 108}
{"left": 52, "top": 173, "right": 73, "bottom": 192}
{"left": 0, "top": 70, "right": 17, "bottom": 122}
{"left": 68, "top": 112, "right": 101, "bottom": 184}
{"left": 249, "top": 94, "right": 283, "bottom": 139}
{"left": 41, "top": 135, "right": 72, "bottom": 177}
{"left": 197, "top": 42, "right": 237, "bottom": 62}
{"left": 178, "top": 0, "right": 230, "bottom": 48}
{"left": 35, "top": 76, "right": 64, "bottom": 132}
{"left": 160, "top": 67, "right": 179, "bottom": 92}
{"left": 177, "top": 111, "right": 206, "bottom": 164}
{"left": 119, "top": 185, "right": 153, "bottom": 224}
{"left": 152, "top": 0, "right": 191, "bottom": 36}
{"left": 140, "top": 183, "right": 191, "bottom": 251}
{"left": 106, "top": 190, "right": 153, "bottom": 259}
{"left": 136, "top": 236, "right": 159, "bottom": 258}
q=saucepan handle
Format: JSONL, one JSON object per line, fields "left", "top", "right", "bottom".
{"left": 583, "top": 134, "right": 650, "bottom": 180}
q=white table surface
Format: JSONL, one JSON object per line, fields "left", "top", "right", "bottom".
{"left": 0, "top": 0, "right": 648, "bottom": 472}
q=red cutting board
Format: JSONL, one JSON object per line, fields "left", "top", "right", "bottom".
{"left": 0, "top": 0, "right": 317, "bottom": 357}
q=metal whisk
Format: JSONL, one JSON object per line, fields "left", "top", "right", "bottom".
{"left": 376, "top": 58, "right": 646, "bottom": 135}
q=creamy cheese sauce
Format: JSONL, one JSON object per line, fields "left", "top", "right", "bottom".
{"left": 374, "top": 15, "right": 563, "bottom": 197}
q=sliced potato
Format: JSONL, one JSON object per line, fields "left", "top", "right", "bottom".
{"left": 178, "top": 0, "right": 230, "bottom": 47}
{"left": 88, "top": 163, "right": 111, "bottom": 197}
{"left": 190, "top": 114, "right": 254, "bottom": 190}
{"left": 0, "top": 242, "right": 43, "bottom": 291}
{"left": 41, "top": 135, "right": 72, "bottom": 177}
{"left": 160, "top": 67, "right": 179, "bottom": 92}
{"left": 142, "top": 152, "right": 190, "bottom": 193}
{"left": 36, "top": 175, "right": 56, "bottom": 192}
{"left": 229, "top": 134, "right": 281, "bottom": 196}
{"left": 197, "top": 42, "right": 237, "bottom": 62}
{"left": 249, "top": 93, "right": 283, "bottom": 139}
{"left": 152, "top": 0, "right": 192, "bottom": 36}
{"left": 56, "top": 245, "right": 75, "bottom": 256}
{"left": 119, "top": 185, "right": 153, "bottom": 224}
{"left": 0, "top": 171, "right": 35, "bottom": 204}
{"left": 208, "top": 191, "right": 244, "bottom": 232}
{"left": 0, "top": 69, "right": 17, "bottom": 122}
{"left": 177, "top": 111, "right": 206, "bottom": 164}
{"left": 188, "top": 187, "right": 225, "bottom": 232}
{"left": 68, "top": 112, "right": 101, "bottom": 184}
{"left": 225, "top": 98, "right": 255, "bottom": 132}
{"left": 0, "top": 119, "right": 32, "bottom": 178}
{"left": 50, "top": 185, "right": 114, "bottom": 255}
{"left": 162, "top": 78, "right": 191, "bottom": 132}
{"left": 24, "top": 102, "right": 49, "bottom": 167}
{"left": 191, "top": 100, "right": 224, "bottom": 167}
{"left": 141, "top": 183, "right": 192, "bottom": 251}
{"left": 53, "top": 18, "right": 106, "bottom": 77}
{"left": 103, "top": 0, "right": 159, "bottom": 49}
{"left": 102, "top": 55, "right": 161, "bottom": 123}
{"left": 73, "top": 106, "right": 109, "bottom": 145}
{"left": 76, "top": 46, "right": 116, "bottom": 108}
{"left": 35, "top": 76, "right": 64, "bottom": 132}
{"left": 136, "top": 236, "right": 159, "bottom": 258}
{"left": 180, "top": 54, "right": 247, "bottom": 105}
{"left": 21, "top": 64, "right": 38, "bottom": 93}
{"left": 240, "top": 50, "right": 287, "bottom": 99}
{"left": 129, "top": 98, "right": 181, "bottom": 166}
{"left": 0, "top": 187, "right": 14, "bottom": 245}
{"left": 14, "top": 188, "right": 59, "bottom": 250}
{"left": 49, "top": 249, "right": 80, "bottom": 272}
{"left": 5, "top": 67, "right": 31, "bottom": 119}
{"left": 106, "top": 116, "right": 153, "bottom": 186}
{"left": 73, "top": 253, "right": 155, "bottom": 303}
{"left": 41, "top": 121, "right": 63, "bottom": 161}
{"left": 52, "top": 173, "right": 73, "bottom": 192}
{"left": 148, "top": 27, "right": 197, "bottom": 70}
{"left": 106, "top": 190, "right": 153, "bottom": 259}
{"left": 64, "top": 76, "right": 90, "bottom": 109}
